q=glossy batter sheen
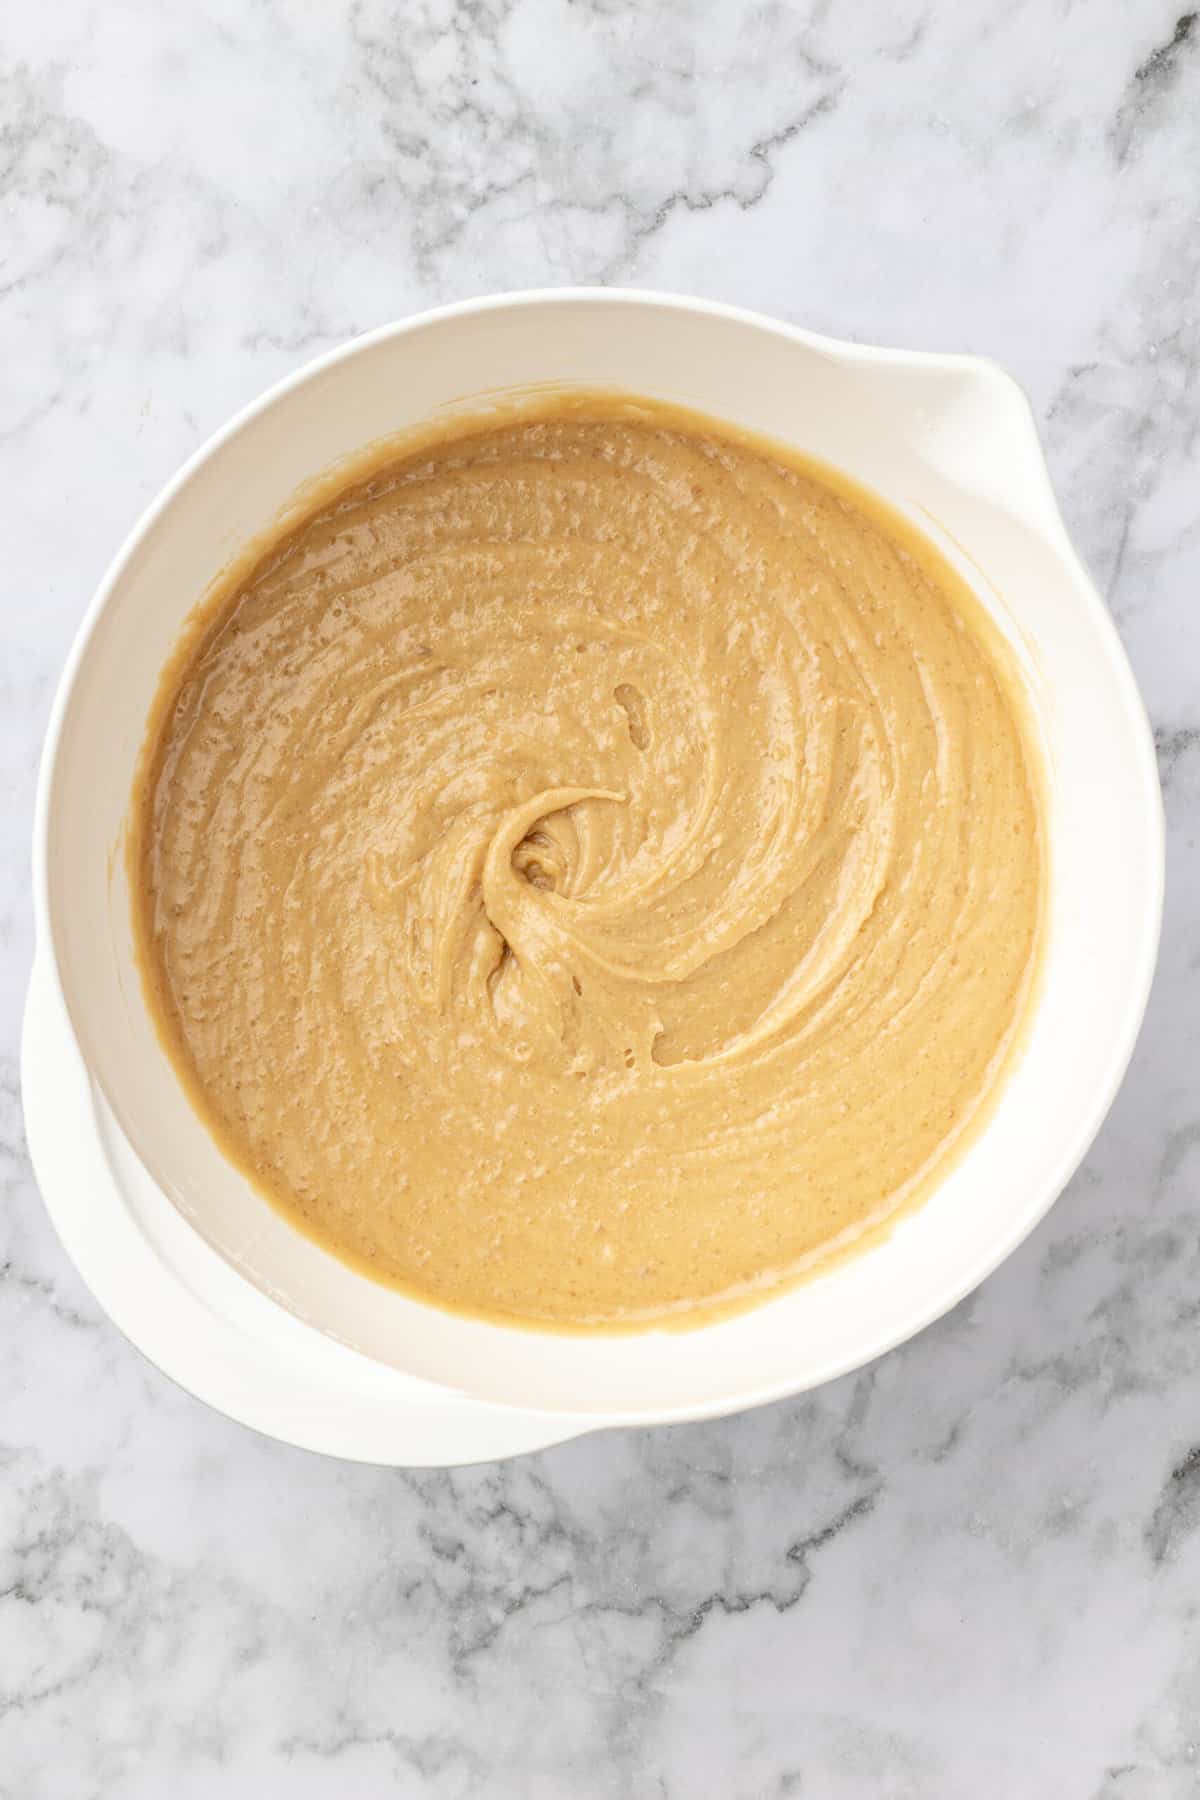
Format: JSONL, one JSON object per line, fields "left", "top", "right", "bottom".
{"left": 131, "top": 396, "right": 1044, "bottom": 1330}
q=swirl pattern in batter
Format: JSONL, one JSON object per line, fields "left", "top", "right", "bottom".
{"left": 131, "top": 396, "right": 1044, "bottom": 1329}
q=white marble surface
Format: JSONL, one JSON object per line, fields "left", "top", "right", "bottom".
{"left": 2, "top": 1, "right": 1199, "bottom": 1793}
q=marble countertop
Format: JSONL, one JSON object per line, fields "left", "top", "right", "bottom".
{"left": 3, "top": 3, "right": 1198, "bottom": 1794}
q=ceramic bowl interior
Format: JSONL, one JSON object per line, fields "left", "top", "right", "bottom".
{"left": 38, "top": 293, "right": 1162, "bottom": 1418}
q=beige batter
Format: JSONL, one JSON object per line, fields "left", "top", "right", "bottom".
{"left": 130, "top": 395, "right": 1044, "bottom": 1330}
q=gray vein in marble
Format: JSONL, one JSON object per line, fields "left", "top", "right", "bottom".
{"left": 342, "top": 0, "right": 849, "bottom": 288}
{"left": 1109, "top": 12, "right": 1195, "bottom": 161}
{"left": 1157, "top": 724, "right": 1200, "bottom": 787}
{"left": 1145, "top": 1444, "right": 1200, "bottom": 1565}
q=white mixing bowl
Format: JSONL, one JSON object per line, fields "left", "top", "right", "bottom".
{"left": 33, "top": 290, "right": 1163, "bottom": 1423}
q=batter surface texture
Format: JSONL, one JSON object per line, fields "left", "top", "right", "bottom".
{"left": 131, "top": 397, "right": 1044, "bottom": 1329}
